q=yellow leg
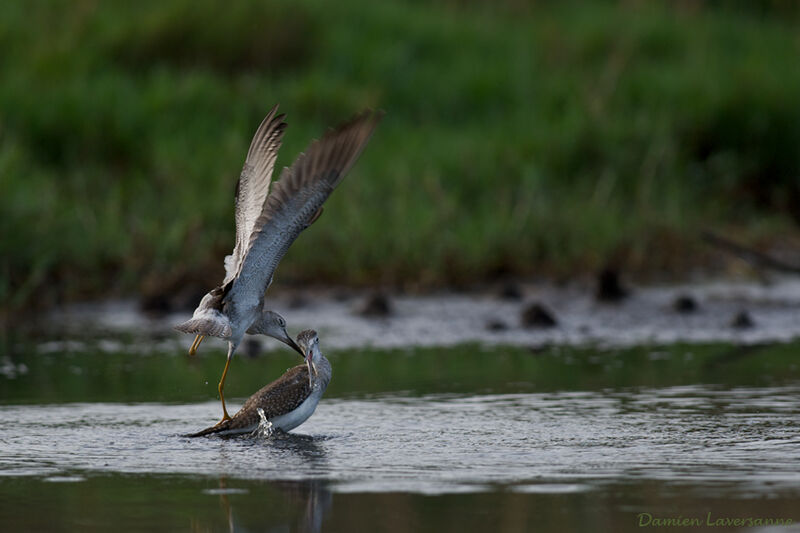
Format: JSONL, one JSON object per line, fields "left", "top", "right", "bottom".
{"left": 217, "top": 357, "right": 233, "bottom": 423}
{"left": 189, "top": 335, "right": 205, "bottom": 356}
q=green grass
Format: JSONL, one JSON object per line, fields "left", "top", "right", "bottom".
{"left": 2, "top": 0, "right": 800, "bottom": 313}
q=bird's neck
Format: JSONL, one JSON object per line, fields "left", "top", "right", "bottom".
{"left": 310, "top": 354, "right": 332, "bottom": 389}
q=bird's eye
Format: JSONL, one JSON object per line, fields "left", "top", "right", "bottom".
{"left": 279, "top": 317, "right": 286, "bottom": 327}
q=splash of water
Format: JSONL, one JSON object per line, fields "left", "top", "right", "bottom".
{"left": 252, "top": 408, "right": 275, "bottom": 439}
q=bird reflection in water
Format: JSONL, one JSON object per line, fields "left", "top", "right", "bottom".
{"left": 206, "top": 477, "right": 332, "bottom": 533}
{"left": 192, "top": 435, "right": 332, "bottom": 532}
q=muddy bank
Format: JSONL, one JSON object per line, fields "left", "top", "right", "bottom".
{"left": 32, "top": 277, "right": 800, "bottom": 354}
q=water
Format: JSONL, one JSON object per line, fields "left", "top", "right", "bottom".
{"left": 2, "top": 387, "right": 799, "bottom": 489}
{"left": 2, "top": 336, "right": 800, "bottom": 531}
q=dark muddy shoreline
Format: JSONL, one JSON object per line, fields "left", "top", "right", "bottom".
{"left": 32, "top": 277, "right": 800, "bottom": 353}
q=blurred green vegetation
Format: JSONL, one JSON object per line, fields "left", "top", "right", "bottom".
{"left": 2, "top": 0, "right": 800, "bottom": 313}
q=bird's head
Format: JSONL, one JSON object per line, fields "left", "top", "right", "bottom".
{"left": 256, "top": 310, "right": 302, "bottom": 356}
{"left": 296, "top": 329, "right": 320, "bottom": 364}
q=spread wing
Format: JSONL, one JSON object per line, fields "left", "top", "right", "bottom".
{"left": 224, "top": 110, "right": 382, "bottom": 308}
{"left": 223, "top": 105, "right": 288, "bottom": 285}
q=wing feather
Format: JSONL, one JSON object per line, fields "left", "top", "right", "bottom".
{"left": 225, "top": 110, "right": 382, "bottom": 306}
{"left": 186, "top": 365, "right": 311, "bottom": 437}
{"left": 223, "top": 105, "right": 288, "bottom": 284}
{"left": 234, "top": 365, "right": 311, "bottom": 422}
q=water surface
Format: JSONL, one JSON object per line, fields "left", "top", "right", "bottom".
{"left": 1, "top": 341, "right": 799, "bottom": 531}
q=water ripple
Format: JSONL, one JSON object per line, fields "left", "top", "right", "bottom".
{"left": 1, "top": 385, "right": 798, "bottom": 495}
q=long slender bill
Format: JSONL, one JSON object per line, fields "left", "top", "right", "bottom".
{"left": 305, "top": 350, "right": 313, "bottom": 388}
{"left": 286, "top": 336, "right": 303, "bottom": 356}
{"left": 189, "top": 335, "right": 205, "bottom": 356}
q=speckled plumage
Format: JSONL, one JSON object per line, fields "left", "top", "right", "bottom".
{"left": 187, "top": 329, "right": 331, "bottom": 438}
{"left": 188, "top": 364, "right": 312, "bottom": 437}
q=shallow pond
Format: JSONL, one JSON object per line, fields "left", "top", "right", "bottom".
{"left": 1, "top": 340, "right": 799, "bottom": 531}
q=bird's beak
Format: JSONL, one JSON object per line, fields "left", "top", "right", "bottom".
{"left": 284, "top": 335, "right": 303, "bottom": 356}
{"left": 189, "top": 335, "right": 205, "bottom": 356}
{"left": 304, "top": 345, "right": 313, "bottom": 386}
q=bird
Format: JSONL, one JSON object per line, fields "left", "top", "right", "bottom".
{"left": 174, "top": 105, "right": 381, "bottom": 425}
{"left": 186, "top": 329, "right": 331, "bottom": 437}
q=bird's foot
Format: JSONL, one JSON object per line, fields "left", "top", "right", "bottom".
{"left": 214, "top": 414, "right": 232, "bottom": 427}
{"left": 188, "top": 335, "right": 205, "bottom": 356}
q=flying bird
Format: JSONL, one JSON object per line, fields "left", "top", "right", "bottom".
{"left": 186, "top": 329, "right": 331, "bottom": 437}
{"left": 175, "top": 106, "right": 381, "bottom": 424}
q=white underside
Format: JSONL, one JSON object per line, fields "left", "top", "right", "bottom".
{"left": 193, "top": 307, "right": 226, "bottom": 323}
{"left": 191, "top": 307, "right": 233, "bottom": 338}
{"left": 270, "top": 388, "right": 322, "bottom": 431}
{"left": 215, "top": 387, "right": 324, "bottom": 436}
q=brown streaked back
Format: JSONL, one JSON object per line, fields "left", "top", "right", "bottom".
{"left": 186, "top": 364, "right": 312, "bottom": 437}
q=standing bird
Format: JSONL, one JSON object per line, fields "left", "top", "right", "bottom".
{"left": 187, "top": 329, "right": 331, "bottom": 437}
{"left": 175, "top": 106, "right": 381, "bottom": 424}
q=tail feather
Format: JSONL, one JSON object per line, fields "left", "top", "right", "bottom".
{"left": 174, "top": 316, "right": 232, "bottom": 338}
{"left": 184, "top": 419, "right": 232, "bottom": 438}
